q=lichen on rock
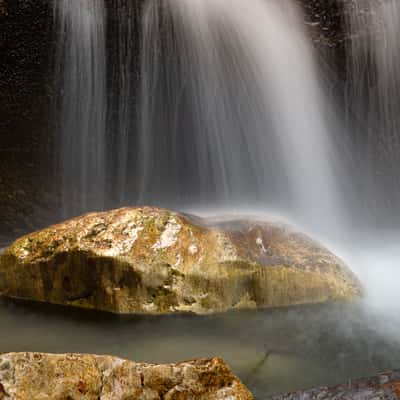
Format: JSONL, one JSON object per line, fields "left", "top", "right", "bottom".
{"left": 0, "top": 206, "right": 362, "bottom": 314}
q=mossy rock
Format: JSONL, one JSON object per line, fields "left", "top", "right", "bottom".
{"left": 0, "top": 207, "right": 361, "bottom": 314}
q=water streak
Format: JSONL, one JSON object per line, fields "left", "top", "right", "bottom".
{"left": 346, "top": 0, "right": 400, "bottom": 221}
{"left": 107, "top": 0, "right": 137, "bottom": 205}
{"left": 54, "top": 0, "right": 107, "bottom": 217}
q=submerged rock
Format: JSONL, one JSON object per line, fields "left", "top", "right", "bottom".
{"left": 0, "top": 207, "right": 361, "bottom": 314}
{"left": 0, "top": 352, "right": 253, "bottom": 400}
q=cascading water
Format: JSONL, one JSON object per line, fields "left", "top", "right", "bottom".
{"left": 53, "top": 0, "right": 346, "bottom": 238}
{"left": 139, "top": 0, "right": 343, "bottom": 237}
{"left": 54, "top": 0, "right": 107, "bottom": 217}
{"left": 346, "top": 0, "right": 400, "bottom": 223}
{"left": 341, "top": 0, "right": 400, "bottom": 332}
{"left": 107, "top": 0, "right": 137, "bottom": 205}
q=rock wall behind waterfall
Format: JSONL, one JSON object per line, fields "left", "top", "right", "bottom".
{"left": 0, "top": 0, "right": 55, "bottom": 241}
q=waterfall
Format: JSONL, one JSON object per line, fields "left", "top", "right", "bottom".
{"left": 54, "top": 0, "right": 107, "bottom": 217}
{"left": 52, "top": 0, "right": 344, "bottom": 237}
{"left": 139, "top": 0, "right": 342, "bottom": 235}
{"left": 107, "top": 0, "right": 138, "bottom": 205}
{"left": 346, "top": 0, "right": 400, "bottom": 221}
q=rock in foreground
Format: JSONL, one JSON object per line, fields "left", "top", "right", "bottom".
{"left": 270, "top": 369, "right": 400, "bottom": 400}
{"left": 0, "top": 352, "right": 253, "bottom": 399}
{"left": 0, "top": 207, "right": 361, "bottom": 314}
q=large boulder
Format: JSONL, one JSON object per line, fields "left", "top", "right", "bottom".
{"left": 0, "top": 352, "right": 253, "bottom": 399}
{"left": 0, "top": 207, "right": 361, "bottom": 314}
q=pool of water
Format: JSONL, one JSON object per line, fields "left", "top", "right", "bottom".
{"left": 2, "top": 235, "right": 400, "bottom": 398}
{"left": 1, "top": 298, "right": 400, "bottom": 398}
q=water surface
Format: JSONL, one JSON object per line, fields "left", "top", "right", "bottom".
{"left": 1, "top": 298, "right": 400, "bottom": 399}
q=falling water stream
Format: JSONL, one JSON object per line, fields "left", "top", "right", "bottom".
{"left": 345, "top": 0, "right": 400, "bottom": 222}
{"left": 3, "top": 0, "right": 400, "bottom": 397}
{"left": 107, "top": 0, "right": 137, "bottom": 205}
{"left": 54, "top": 0, "right": 107, "bottom": 217}
{"left": 139, "top": 0, "right": 343, "bottom": 238}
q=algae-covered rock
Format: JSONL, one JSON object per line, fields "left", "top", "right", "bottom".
{"left": 0, "top": 207, "right": 361, "bottom": 314}
{"left": 0, "top": 352, "right": 253, "bottom": 400}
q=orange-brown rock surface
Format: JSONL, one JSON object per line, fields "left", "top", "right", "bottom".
{"left": 0, "top": 352, "right": 253, "bottom": 400}
{"left": 0, "top": 207, "right": 361, "bottom": 314}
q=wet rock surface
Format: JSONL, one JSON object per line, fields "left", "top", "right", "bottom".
{"left": 270, "top": 369, "right": 400, "bottom": 400}
{"left": 299, "top": 0, "right": 348, "bottom": 48}
{"left": 0, "top": 352, "right": 253, "bottom": 400}
{"left": 0, "top": 207, "right": 361, "bottom": 314}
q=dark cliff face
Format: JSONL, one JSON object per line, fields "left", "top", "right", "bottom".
{"left": 0, "top": 0, "right": 55, "bottom": 241}
{"left": 0, "top": 0, "right": 354, "bottom": 240}
{"left": 0, "top": 0, "right": 54, "bottom": 154}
